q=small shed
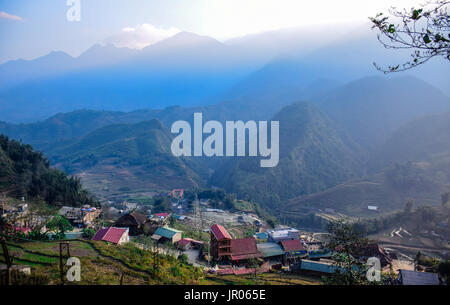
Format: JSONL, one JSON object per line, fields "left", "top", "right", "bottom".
{"left": 153, "top": 227, "right": 182, "bottom": 244}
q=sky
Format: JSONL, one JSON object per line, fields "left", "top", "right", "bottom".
{"left": 0, "top": 0, "right": 424, "bottom": 64}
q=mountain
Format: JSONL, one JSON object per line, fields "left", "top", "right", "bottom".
{"left": 317, "top": 76, "right": 450, "bottom": 150}
{"left": 0, "top": 135, "right": 97, "bottom": 207}
{"left": 283, "top": 111, "right": 450, "bottom": 221}
{"left": 49, "top": 119, "right": 207, "bottom": 196}
{"left": 369, "top": 111, "right": 450, "bottom": 172}
{"left": 209, "top": 101, "right": 363, "bottom": 212}
{"left": 0, "top": 32, "right": 253, "bottom": 123}
{"left": 0, "top": 51, "right": 75, "bottom": 90}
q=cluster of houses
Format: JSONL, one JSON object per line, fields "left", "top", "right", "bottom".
{"left": 58, "top": 206, "right": 101, "bottom": 228}
{"left": 90, "top": 210, "right": 205, "bottom": 251}
{"left": 210, "top": 224, "right": 333, "bottom": 273}
{"left": 209, "top": 224, "right": 406, "bottom": 278}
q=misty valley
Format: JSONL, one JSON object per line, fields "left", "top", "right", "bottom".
{"left": 0, "top": 4, "right": 449, "bottom": 288}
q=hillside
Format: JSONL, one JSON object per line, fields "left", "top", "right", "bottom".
{"left": 317, "top": 76, "right": 450, "bottom": 150}
{"left": 369, "top": 111, "right": 450, "bottom": 172}
{"left": 210, "top": 101, "right": 363, "bottom": 212}
{"left": 283, "top": 111, "right": 450, "bottom": 220}
{"left": 49, "top": 119, "right": 207, "bottom": 196}
{"left": 0, "top": 135, "right": 97, "bottom": 207}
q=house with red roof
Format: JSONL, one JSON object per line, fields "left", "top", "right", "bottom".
{"left": 280, "top": 239, "right": 307, "bottom": 260}
{"left": 210, "top": 224, "right": 262, "bottom": 263}
{"left": 210, "top": 224, "right": 232, "bottom": 260}
{"left": 230, "top": 237, "right": 262, "bottom": 262}
{"left": 92, "top": 227, "right": 129, "bottom": 245}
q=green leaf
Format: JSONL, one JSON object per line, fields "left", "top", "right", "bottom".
{"left": 423, "top": 34, "right": 431, "bottom": 44}
{"left": 412, "top": 9, "right": 422, "bottom": 20}
{"left": 388, "top": 24, "right": 395, "bottom": 34}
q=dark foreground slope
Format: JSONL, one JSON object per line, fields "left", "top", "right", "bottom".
{"left": 0, "top": 135, "right": 97, "bottom": 207}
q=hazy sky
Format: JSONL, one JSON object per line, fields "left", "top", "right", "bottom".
{"left": 0, "top": 0, "right": 423, "bottom": 63}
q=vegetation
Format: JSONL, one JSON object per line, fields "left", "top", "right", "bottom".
{"left": 323, "top": 221, "right": 382, "bottom": 285}
{"left": 210, "top": 102, "right": 362, "bottom": 213}
{"left": 370, "top": 0, "right": 449, "bottom": 72}
{"left": 45, "top": 216, "right": 73, "bottom": 240}
{"left": 0, "top": 135, "right": 98, "bottom": 207}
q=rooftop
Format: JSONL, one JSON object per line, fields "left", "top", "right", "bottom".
{"left": 300, "top": 259, "right": 338, "bottom": 274}
{"left": 92, "top": 227, "right": 128, "bottom": 244}
{"left": 230, "top": 237, "right": 262, "bottom": 261}
{"left": 280, "top": 239, "right": 306, "bottom": 252}
{"left": 257, "top": 242, "right": 285, "bottom": 258}
{"left": 211, "top": 224, "right": 231, "bottom": 240}
{"left": 399, "top": 269, "right": 440, "bottom": 285}
{"left": 154, "top": 227, "right": 182, "bottom": 239}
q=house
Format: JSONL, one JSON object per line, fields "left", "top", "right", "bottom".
{"left": 92, "top": 227, "right": 129, "bottom": 245}
{"left": 368, "top": 206, "right": 379, "bottom": 212}
{"left": 177, "top": 238, "right": 204, "bottom": 250}
{"left": 115, "top": 211, "right": 148, "bottom": 235}
{"left": 210, "top": 224, "right": 232, "bottom": 260}
{"left": 267, "top": 227, "right": 300, "bottom": 243}
{"left": 280, "top": 239, "right": 307, "bottom": 259}
{"left": 58, "top": 206, "right": 101, "bottom": 228}
{"left": 257, "top": 242, "right": 285, "bottom": 261}
{"left": 397, "top": 269, "right": 440, "bottom": 285}
{"left": 359, "top": 243, "right": 392, "bottom": 267}
{"left": 230, "top": 237, "right": 262, "bottom": 262}
{"left": 152, "top": 227, "right": 182, "bottom": 244}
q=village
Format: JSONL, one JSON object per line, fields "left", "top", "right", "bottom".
{"left": 1, "top": 189, "right": 445, "bottom": 286}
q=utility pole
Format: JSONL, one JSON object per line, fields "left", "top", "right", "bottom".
{"left": 1, "top": 237, "right": 13, "bottom": 285}
{"left": 59, "top": 242, "right": 71, "bottom": 285}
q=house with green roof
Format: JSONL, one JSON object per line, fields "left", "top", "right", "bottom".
{"left": 152, "top": 226, "right": 182, "bottom": 244}
{"left": 257, "top": 242, "right": 285, "bottom": 261}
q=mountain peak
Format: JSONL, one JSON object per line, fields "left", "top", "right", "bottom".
{"left": 144, "top": 31, "right": 223, "bottom": 52}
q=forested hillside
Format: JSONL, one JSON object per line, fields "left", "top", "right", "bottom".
{"left": 210, "top": 102, "right": 363, "bottom": 211}
{"left": 0, "top": 135, "right": 98, "bottom": 207}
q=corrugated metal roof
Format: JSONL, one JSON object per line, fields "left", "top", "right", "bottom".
{"left": 300, "top": 259, "right": 337, "bottom": 274}
{"left": 280, "top": 239, "right": 306, "bottom": 252}
{"left": 230, "top": 237, "right": 262, "bottom": 260}
{"left": 154, "top": 227, "right": 181, "bottom": 239}
{"left": 211, "top": 224, "right": 231, "bottom": 240}
{"left": 399, "top": 269, "right": 440, "bottom": 285}
{"left": 92, "top": 227, "right": 128, "bottom": 244}
{"left": 257, "top": 242, "right": 285, "bottom": 258}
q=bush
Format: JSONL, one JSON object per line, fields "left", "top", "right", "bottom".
{"left": 82, "top": 228, "right": 96, "bottom": 239}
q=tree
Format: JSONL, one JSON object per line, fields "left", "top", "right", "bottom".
{"left": 437, "top": 260, "right": 450, "bottom": 284}
{"left": 370, "top": 1, "right": 449, "bottom": 72}
{"left": 81, "top": 227, "right": 96, "bottom": 239}
{"left": 46, "top": 215, "right": 73, "bottom": 240}
{"left": 247, "top": 258, "right": 260, "bottom": 282}
{"left": 323, "top": 220, "right": 379, "bottom": 285}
